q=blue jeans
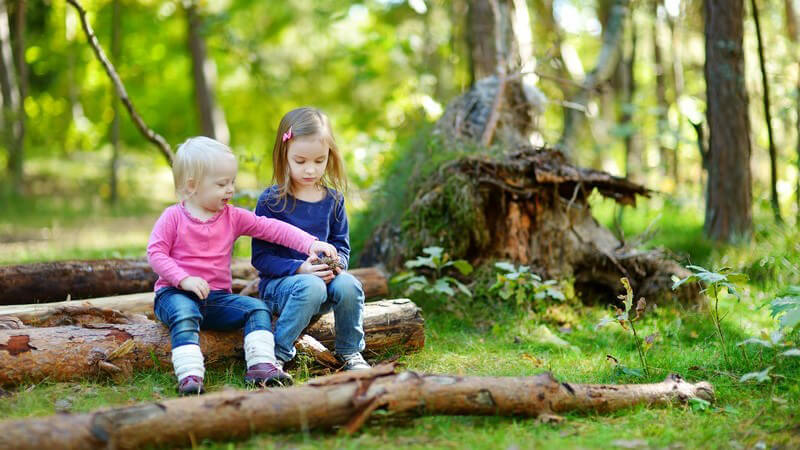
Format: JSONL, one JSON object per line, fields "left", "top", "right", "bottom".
{"left": 154, "top": 287, "right": 271, "bottom": 349}
{"left": 260, "top": 272, "right": 365, "bottom": 362}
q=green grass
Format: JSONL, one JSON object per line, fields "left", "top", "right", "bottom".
{"left": 2, "top": 168, "right": 800, "bottom": 449}
{"left": 2, "top": 291, "right": 798, "bottom": 449}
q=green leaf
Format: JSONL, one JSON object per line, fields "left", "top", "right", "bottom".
{"left": 596, "top": 316, "right": 616, "bottom": 329}
{"left": 451, "top": 279, "right": 473, "bottom": 297}
{"left": 450, "top": 260, "right": 473, "bottom": 276}
{"left": 422, "top": 246, "right": 444, "bottom": 259}
{"left": 405, "top": 257, "right": 435, "bottom": 270}
{"left": 739, "top": 367, "right": 773, "bottom": 383}
{"left": 620, "top": 277, "right": 633, "bottom": 313}
{"left": 779, "top": 308, "right": 800, "bottom": 330}
{"left": 689, "top": 397, "right": 711, "bottom": 412}
{"left": 495, "top": 261, "right": 517, "bottom": 273}
{"left": 390, "top": 271, "right": 415, "bottom": 284}
{"left": 614, "top": 365, "right": 644, "bottom": 378}
{"left": 736, "top": 338, "right": 773, "bottom": 348}
{"left": 432, "top": 279, "right": 455, "bottom": 297}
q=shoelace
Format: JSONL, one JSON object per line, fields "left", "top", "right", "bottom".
{"left": 343, "top": 353, "right": 367, "bottom": 365}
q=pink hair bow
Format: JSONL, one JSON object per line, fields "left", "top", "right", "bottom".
{"left": 282, "top": 128, "right": 293, "bottom": 143}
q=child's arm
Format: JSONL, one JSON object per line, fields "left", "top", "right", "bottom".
{"left": 146, "top": 208, "right": 191, "bottom": 288}
{"left": 250, "top": 200, "right": 307, "bottom": 277}
{"left": 233, "top": 207, "right": 320, "bottom": 255}
{"left": 328, "top": 194, "right": 351, "bottom": 271}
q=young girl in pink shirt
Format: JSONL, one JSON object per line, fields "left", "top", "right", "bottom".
{"left": 147, "top": 136, "right": 336, "bottom": 395}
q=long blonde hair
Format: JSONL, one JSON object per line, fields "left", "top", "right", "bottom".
{"left": 269, "top": 107, "right": 348, "bottom": 212}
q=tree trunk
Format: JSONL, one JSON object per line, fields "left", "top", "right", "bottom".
{"left": 109, "top": 0, "right": 121, "bottom": 205}
{"left": 652, "top": 0, "right": 669, "bottom": 176}
{"left": 0, "top": 299, "right": 424, "bottom": 386}
{"left": 462, "top": 0, "right": 537, "bottom": 147}
{"left": 0, "top": 259, "right": 388, "bottom": 305}
{"left": 666, "top": 3, "right": 685, "bottom": 185}
{"left": 784, "top": 0, "right": 800, "bottom": 225}
{"left": 621, "top": 11, "right": 638, "bottom": 178}
{"left": 10, "top": 0, "right": 24, "bottom": 190}
{"left": 704, "top": 0, "right": 752, "bottom": 241}
{"left": 558, "top": 0, "right": 630, "bottom": 158}
{"left": 0, "top": 364, "right": 713, "bottom": 450}
{"left": 750, "top": 0, "right": 782, "bottom": 224}
{"left": 185, "top": 1, "right": 229, "bottom": 144}
{"left": 0, "top": 0, "right": 22, "bottom": 193}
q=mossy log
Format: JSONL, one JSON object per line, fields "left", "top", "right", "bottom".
{"left": 0, "top": 299, "right": 424, "bottom": 387}
{"left": 0, "top": 260, "right": 388, "bottom": 306}
{"left": 0, "top": 364, "right": 714, "bottom": 450}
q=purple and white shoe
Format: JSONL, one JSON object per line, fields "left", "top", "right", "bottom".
{"left": 245, "top": 362, "right": 293, "bottom": 387}
{"left": 178, "top": 375, "right": 204, "bottom": 396}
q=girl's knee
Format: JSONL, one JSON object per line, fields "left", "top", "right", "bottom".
{"left": 295, "top": 275, "right": 328, "bottom": 304}
{"left": 330, "top": 273, "right": 364, "bottom": 301}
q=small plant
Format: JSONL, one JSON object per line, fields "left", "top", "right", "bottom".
{"left": 672, "top": 265, "right": 748, "bottom": 370}
{"left": 489, "top": 262, "right": 565, "bottom": 310}
{"left": 737, "top": 328, "right": 800, "bottom": 386}
{"left": 597, "top": 277, "right": 650, "bottom": 377}
{"left": 769, "top": 285, "right": 800, "bottom": 332}
{"left": 392, "top": 246, "right": 473, "bottom": 298}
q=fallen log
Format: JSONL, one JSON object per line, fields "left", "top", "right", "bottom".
{"left": 0, "top": 364, "right": 714, "bottom": 450}
{"left": 0, "top": 259, "right": 389, "bottom": 305}
{"left": 0, "top": 299, "right": 424, "bottom": 386}
{"left": 0, "top": 258, "right": 156, "bottom": 305}
{"left": 0, "top": 267, "right": 389, "bottom": 322}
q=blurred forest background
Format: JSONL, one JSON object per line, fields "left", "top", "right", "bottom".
{"left": 0, "top": 0, "right": 798, "bottom": 266}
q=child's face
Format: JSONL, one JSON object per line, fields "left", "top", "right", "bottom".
{"left": 188, "top": 153, "right": 237, "bottom": 213}
{"left": 287, "top": 134, "right": 329, "bottom": 189}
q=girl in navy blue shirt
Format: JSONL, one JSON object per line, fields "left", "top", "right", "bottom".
{"left": 251, "top": 107, "right": 369, "bottom": 371}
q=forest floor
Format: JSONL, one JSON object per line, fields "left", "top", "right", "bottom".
{"left": 1, "top": 173, "right": 799, "bottom": 449}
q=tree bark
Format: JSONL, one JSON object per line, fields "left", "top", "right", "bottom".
{"left": 784, "top": 0, "right": 800, "bottom": 225}
{"left": 652, "top": 0, "right": 669, "bottom": 176}
{"left": 666, "top": 3, "right": 685, "bottom": 185}
{"left": 703, "top": 0, "right": 752, "bottom": 241}
{"left": 109, "top": 0, "right": 121, "bottom": 205}
{"left": 558, "top": 0, "right": 630, "bottom": 158}
{"left": 0, "top": 259, "right": 388, "bottom": 305}
{"left": 0, "top": 364, "right": 713, "bottom": 450}
{"left": 0, "top": 0, "right": 22, "bottom": 193}
{"left": 750, "top": 0, "right": 782, "bottom": 224}
{"left": 185, "top": 1, "right": 229, "bottom": 144}
{"left": 621, "top": 11, "right": 638, "bottom": 178}
{"left": 0, "top": 299, "right": 424, "bottom": 386}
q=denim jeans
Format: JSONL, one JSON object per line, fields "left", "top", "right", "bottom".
{"left": 260, "top": 272, "right": 365, "bottom": 362}
{"left": 154, "top": 287, "right": 271, "bottom": 349}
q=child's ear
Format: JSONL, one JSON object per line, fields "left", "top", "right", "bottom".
{"left": 185, "top": 178, "right": 198, "bottom": 196}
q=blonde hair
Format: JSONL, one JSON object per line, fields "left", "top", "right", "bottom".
{"left": 173, "top": 136, "right": 234, "bottom": 200}
{"left": 269, "top": 107, "right": 348, "bottom": 211}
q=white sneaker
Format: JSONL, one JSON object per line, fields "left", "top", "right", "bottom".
{"left": 275, "top": 359, "right": 285, "bottom": 371}
{"left": 339, "top": 352, "right": 371, "bottom": 371}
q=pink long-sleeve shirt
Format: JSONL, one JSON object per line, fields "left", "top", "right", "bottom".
{"left": 147, "top": 203, "right": 316, "bottom": 292}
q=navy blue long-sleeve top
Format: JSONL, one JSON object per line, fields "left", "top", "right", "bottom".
{"left": 252, "top": 185, "right": 350, "bottom": 295}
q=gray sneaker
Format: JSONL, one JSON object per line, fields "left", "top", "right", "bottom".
{"left": 339, "top": 352, "right": 371, "bottom": 371}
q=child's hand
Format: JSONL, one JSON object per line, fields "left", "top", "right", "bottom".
{"left": 180, "top": 276, "right": 210, "bottom": 299}
{"left": 296, "top": 254, "right": 335, "bottom": 284}
{"left": 309, "top": 241, "right": 338, "bottom": 260}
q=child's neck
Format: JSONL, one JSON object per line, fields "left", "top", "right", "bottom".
{"left": 183, "top": 199, "right": 219, "bottom": 221}
{"left": 292, "top": 183, "right": 326, "bottom": 202}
